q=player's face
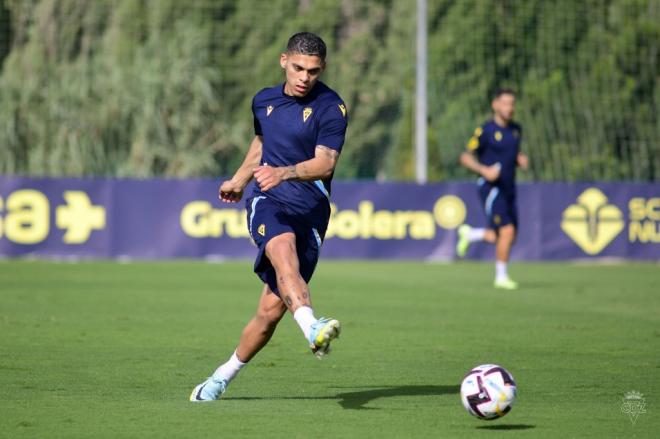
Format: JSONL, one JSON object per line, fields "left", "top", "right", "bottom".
{"left": 492, "top": 93, "right": 516, "bottom": 123}
{"left": 280, "top": 52, "right": 325, "bottom": 98}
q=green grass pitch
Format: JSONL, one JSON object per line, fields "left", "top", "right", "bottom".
{"left": 1, "top": 260, "right": 658, "bottom": 438}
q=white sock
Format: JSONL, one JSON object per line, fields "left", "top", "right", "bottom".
{"left": 468, "top": 227, "right": 487, "bottom": 242}
{"left": 212, "top": 351, "right": 246, "bottom": 383}
{"left": 293, "top": 306, "right": 317, "bottom": 340}
{"left": 495, "top": 260, "right": 509, "bottom": 282}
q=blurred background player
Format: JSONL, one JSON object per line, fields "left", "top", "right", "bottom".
{"left": 190, "top": 32, "right": 348, "bottom": 401}
{"left": 456, "top": 88, "right": 529, "bottom": 290}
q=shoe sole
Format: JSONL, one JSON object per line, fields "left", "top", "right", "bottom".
{"left": 494, "top": 283, "right": 519, "bottom": 290}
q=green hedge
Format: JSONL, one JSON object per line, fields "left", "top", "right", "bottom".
{"left": 0, "top": 0, "right": 657, "bottom": 181}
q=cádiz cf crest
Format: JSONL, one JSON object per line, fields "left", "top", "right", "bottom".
{"left": 494, "top": 131, "right": 503, "bottom": 141}
{"left": 303, "top": 107, "right": 313, "bottom": 122}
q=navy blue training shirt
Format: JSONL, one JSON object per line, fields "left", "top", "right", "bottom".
{"left": 466, "top": 119, "right": 522, "bottom": 193}
{"left": 250, "top": 81, "right": 348, "bottom": 225}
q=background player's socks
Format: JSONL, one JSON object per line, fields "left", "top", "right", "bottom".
{"left": 457, "top": 225, "right": 488, "bottom": 257}
{"left": 495, "top": 260, "right": 509, "bottom": 282}
{"left": 495, "top": 261, "right": 518, "bottom": 289}
{"left": 293, "top": 306, "right": 317, "bottom": 340}
{"left": 467, "top": 227, "right": 487, "bottom": 242}
{"left": 212, "top": 351, "right": 246, "bottom": 383}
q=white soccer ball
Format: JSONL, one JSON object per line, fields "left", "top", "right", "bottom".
{"left": 460, "top": 364, "right": 517, "bottom": 420}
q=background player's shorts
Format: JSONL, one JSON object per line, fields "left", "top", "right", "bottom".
{"left": 245, "top": 196, "right": 326, "bottom": 296}
{"left": 478, "top": 185, "right": 518, "bottom": 230}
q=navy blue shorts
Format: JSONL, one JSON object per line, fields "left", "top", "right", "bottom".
{"left": 478, "top": 185, "right": 518, "bottom": 230}
{"left": 245, "top": 196, "right": 326, "bottom": 296}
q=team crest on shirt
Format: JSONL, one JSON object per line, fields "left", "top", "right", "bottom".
{"left": 257, "top": 224, "right": 266, "bottom": 236}
{"left": 303, "top": 107, "right": 313, "bottom": 122}
{"left": 338, "top": 104, "right": 347, "bottom": 117}
{"left": 494, "top": 131, "right": 503, "bottom": 141}
{"left": 512, "top": 129, "right": 520, "bottom": 138}
{"left": 266, "top": 105, "right": 274, "bottom": 116}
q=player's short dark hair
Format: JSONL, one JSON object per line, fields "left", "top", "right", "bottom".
{"left": 493, "top": 88, "right": 516, "bottom": 99}
{"left": 286, "top": 32, "right": 327, "bottom": 61}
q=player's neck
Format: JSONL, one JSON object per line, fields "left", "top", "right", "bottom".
{"left": 282, "top": 83, "right": 296, "bottom": 97}
{"left": 493, "top": 115, "right": 510, "bottom": 127}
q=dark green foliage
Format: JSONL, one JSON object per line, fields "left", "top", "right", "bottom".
{"left": 427, "top": 0, "right": 659, "bottom": 182}
{"left": 0, "top": 0, "right": 657, "bottom": 180}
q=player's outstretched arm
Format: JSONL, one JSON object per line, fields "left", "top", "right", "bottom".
{"left": 459, "top": 151, "right": 500, "bottom": 182}
{"left": 219, "top": 135, "right": 263, "bottom": 203}
{"left": 253, "top": 145, "right": 339, "bottom": 192}
{"left": 517, "top": 152, "right": 529, "bottom": 171}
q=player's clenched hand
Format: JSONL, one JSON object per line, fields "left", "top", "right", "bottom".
{"left": 253, "top": 165, "right": 286, "bottom": 191}
{"left": 481, "top": 163, "right": 501, "bottom": 182}
{"left": 219, "top": 180, "right": 244, "bottom": 203}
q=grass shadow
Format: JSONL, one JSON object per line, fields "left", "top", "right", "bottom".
{"left": 225, "top": 384, "right": 459, "bottom": 410}
{"left": 335, "top": 384, "right": 460, "bottom": 410}
{"left": 476, "top": 424, "right": 536, "bottom": 430}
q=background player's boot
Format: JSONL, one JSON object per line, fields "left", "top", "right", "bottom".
{"left": 190, "top": 377, "right": 227, "bottom": 402}
{"left": 456, "top": 225, "right": 472, "bottom": 258}
{"left": 309, "top": 317, "right": 340, "bottom": 358}
{"left": 494, "top": 278, "right": 519, "bottom": 290}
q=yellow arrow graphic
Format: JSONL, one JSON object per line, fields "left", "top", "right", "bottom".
{"left": 56, "top": 191, "right": 106, "bottom": 244}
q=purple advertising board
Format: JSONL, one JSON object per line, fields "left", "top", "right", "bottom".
{"left": 0, "top": 176, "right": 658, "bottom": 261}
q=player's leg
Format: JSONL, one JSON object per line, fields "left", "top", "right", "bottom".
{"left": 266, "top": 232, "right": 340, "bottom": 357}
{"left": 190, "top": 285, "right": 287, "bottom": 402}
{"left": 236, "top": 284, "right": 288, "bottom": 362}
{"left": 265, "top": 232, "right": 310, "bottom": 311}
{"left": 494, "top": 223, "right": 517, "bottom": 287}
{"left": 481, "top": 189, "right": 519, "bottom": 289}
{"left": 456, "top": 225, "right": 496, "bottom": 257}
{"left": 458, "top": 185, "right": 500, "bottom": 257}
{"left": 492, "top": 194, "right": 519, "bottom": 289}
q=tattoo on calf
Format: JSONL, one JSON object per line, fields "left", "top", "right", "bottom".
{"left": 284, "top": 295, "right": 293, "bottom": 307}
